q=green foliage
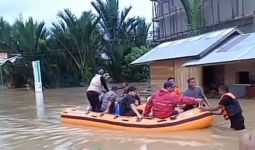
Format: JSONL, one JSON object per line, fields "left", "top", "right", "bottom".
{"left": 134, "top": 17, "right": 151, "bottom": 47}
{"left": 51, "top": 9, "right": 101, "bottom": 83}
{"left": 122, "top": 46, "right": 149, "bottom": 81}
{"left": 92, "top": 0, "right": 139, "bottom": 82}
{"left": 0, "top": 0, "right": 151, "bottom": 88}
{"left": 180, "top": 0, "right": 203, "bottom": 34}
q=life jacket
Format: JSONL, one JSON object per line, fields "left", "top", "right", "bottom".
{"left": 220, "top": 93, "right": 242, "bottom": 120}
{"left": 174, "top": 87, "right": 182, "bottom": 95}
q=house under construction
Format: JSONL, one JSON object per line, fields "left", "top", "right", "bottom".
{"left": 151, "top": 0, "right": 255, "bottom": 43}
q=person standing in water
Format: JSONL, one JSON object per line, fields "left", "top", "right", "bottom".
{"left": 86, "top": 69, "right": 109, "bottom": 112}
{"left": 200, "top": 85, "right": 245, "bottom": 130}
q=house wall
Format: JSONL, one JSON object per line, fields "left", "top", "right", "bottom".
{"left": 150, "top": 59, "right": 202, "bottom": 92}
{"left": 150, "top": 60, "right": 174, "bottom": 91}
{"left": 224, "top": 61, "right": 255, "bottom": 85}
{"left": 174, "top": 59, "right": 203, "bottom": 90}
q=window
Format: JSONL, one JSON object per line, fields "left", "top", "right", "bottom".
{"left": 237, "top": 71, "right": 250, "bottom": 84}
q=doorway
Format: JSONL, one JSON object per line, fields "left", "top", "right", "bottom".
{"left": 203, "top": 65, "right": 225, "bottom": 94}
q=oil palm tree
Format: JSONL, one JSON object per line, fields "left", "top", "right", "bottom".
{"left": 0, "top": 17, "right": 48, "bottom": 87}
{"left": 12, "top": 17, "right": 47, "bottom": 60}
{"left": 0, "top": 17, "right": 16, "bottom": 52}
{"left": 180, "top": 0, "right": 203, "bottom": 34}
{"left": 134, "top": 17, "right": 151, "bottom": 47}
{"left": 51, "top": 9, "right": 101, "bottom": 82}
{"left": 91, "top": 0, "right": 138, "bottom": 81}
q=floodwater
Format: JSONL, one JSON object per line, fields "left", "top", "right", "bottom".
{"left": 0, "top": 83, "right": 254, "bottom": 150}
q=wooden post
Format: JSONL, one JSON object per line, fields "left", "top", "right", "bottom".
{"left": 0, "top": 66, "right": 3, "bottom": 87}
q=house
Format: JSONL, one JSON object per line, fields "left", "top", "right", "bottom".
{"left": 132, "top": 28, "right": 240, "bottom": 91}
{"left": 132, "top": 27, "right": 255, "bottom": 97}
{"left": 184, "top": 31, "right": 255, "bottom": 97}
{"left": 151, "top": 0, "right": 255, "bottom": 42}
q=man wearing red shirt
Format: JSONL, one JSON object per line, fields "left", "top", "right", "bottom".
{"left": 143, "top": 81, "right": 202, "bottom": 119}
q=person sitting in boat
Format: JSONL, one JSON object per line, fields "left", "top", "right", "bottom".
{"left": 100, "top": 86, "right": 118, "bottom": 114}
{"left": 122, "top": 82, "right": 141, "bottom": 105}
{"left": 200, "top": 85, "right": 245, "bottom": 130}
{"left": 86, "top": 69, "right": 109, "bottom": 112}
{"left": 167, "top": 77, "right": 182, "bottom": 95}
{"left": 143, "top": 81, "right": 202, "bottom": 119}
{"left": 183, "top": 77, "right": 209, "bottom": 111}
{"left": 119, "top": 86, "right": 143, "bottom": 119}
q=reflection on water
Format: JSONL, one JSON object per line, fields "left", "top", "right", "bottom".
{"left": 35, "top": 92, "right": 45, "bottom": 120}
{"left": 0, "top": 83, "right": 254, "bottom": 150}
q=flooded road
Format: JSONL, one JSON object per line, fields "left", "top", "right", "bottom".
{"left": 0, "top": 83, "right": 254, "bottom": 150}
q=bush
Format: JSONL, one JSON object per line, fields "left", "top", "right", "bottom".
{"left": 122, "top": 46, "right": 150, "bottom": 81}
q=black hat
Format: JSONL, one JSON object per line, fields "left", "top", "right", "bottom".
{"left": 164, "top": 81, "right": 174, "bottom": 89}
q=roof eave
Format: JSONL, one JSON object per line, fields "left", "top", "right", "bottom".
{"left": 183, "top": 58, "right": 255, "bottom": 67}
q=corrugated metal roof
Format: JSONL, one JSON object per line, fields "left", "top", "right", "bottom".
{"left": 0, "top": 57, "right": 19, "bottom": 66}
{"left": 183, "top": 33, "right": 255, "bottom": 67}
{"left": 132, "top": 28, "right": 241, "bottom": 65}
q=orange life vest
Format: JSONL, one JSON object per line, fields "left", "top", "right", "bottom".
{"left": 220, "top": 92, "right": 240, "bottom": 120}
{"left": 174, "top": 87, "right": 182, "bottom": 95}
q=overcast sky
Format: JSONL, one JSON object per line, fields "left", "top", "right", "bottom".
{"left": 0, "top": 0, "right": 152, "bottom": 26}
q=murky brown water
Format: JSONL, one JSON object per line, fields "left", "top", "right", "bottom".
{"left": 0, "top": 83, "right": 254, "bottom": 150}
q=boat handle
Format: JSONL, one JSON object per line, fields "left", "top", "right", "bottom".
{"left": 92, "top": 115, "right": 97, "bottom": 118}
{"left": 85, "top": 111, "right": 90, "bottom": 114}
{"left": 170, "top": 115, "right": 178, "bottom": 120}
{"left": 143, "top": 117, "right": 153, "bottom": 120}
{"left": 136, "top": 118, "right": 142, "bottom": 122}
{"left": 157, "top": 120, "right": 167, "bottom": 123}
{"left": 122, "top": 119, "right": 129, "bottom": 122}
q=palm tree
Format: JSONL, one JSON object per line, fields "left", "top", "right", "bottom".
{"left": 134, "top": 17, "right": 151, "bottom": 47}
{"left": 180, "top": 0, "right": 203, "bottom": 34}
{"left": 91, "top": 0, "right": 138, "bottom": 81}
{"left": 0, "top": 17, "right": 17, "bottom": 53}
{"left": 51, "top": 9, "right": 101, "bottom": 83}
{"left": 0, "top": 17, "right": 47, "bottom": 87}
{"left": 12, "top": 17, "right": 47, "bottom": 60}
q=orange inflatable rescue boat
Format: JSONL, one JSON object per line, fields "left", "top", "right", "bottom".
{"left": 61, "top": 106, "right": 213, "bottom": 132}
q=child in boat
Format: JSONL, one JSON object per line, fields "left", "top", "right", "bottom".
{"left": 200, "top": 85, "right": 245, "bottom": 130}
{"left": 101, "top": 86, "right": 118, "bottom": 114}
{"left": 122, "top": 82, "right": 141, "bottom": 105}
{"left": 119, "top": 86, "right": 143, "bottom": 119}
{"left": 143, "top": 81, "right": 202, "bottom": 119}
